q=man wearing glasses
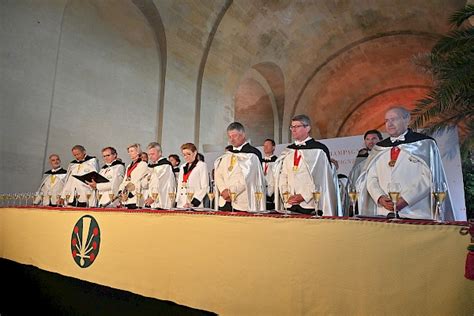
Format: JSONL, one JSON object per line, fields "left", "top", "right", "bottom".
{"left": 86, "top": 146, "right": 125, "bottom": 207}
{"left": 274, "top": 114, "right": 339, "bottom": 215}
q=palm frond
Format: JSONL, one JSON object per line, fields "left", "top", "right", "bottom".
{"left": 432, "top": 28, "right": 474, "bottom": 54}
{"left": 449, "top": 4, "right": 474, "bottom": 27}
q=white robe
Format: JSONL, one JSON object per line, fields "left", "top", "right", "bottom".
{"left": 274, "top": 148, "right": 339, "bottom": 215}
{"left": 34, "top": 169, "right": 67, "bottom": 206}
{"left": 61, "top": 157, "right": 100, "bottom": 205}
{"left": 94, "top": 161, "right": 125, "bottom": 207}
{"left": 118, "top": 160, "right": 149, "bottom": 206}
{"left": 357, "top": 137, "right": 454, "bottom": 220}
{"left": 145, "top": 158, "right": 177, "bottom": 209}
{"left": 176, "top": 160, "right": 209, "bottom": 208}
{"left": 214, "top": 152, "right": 266, "bottom": 212}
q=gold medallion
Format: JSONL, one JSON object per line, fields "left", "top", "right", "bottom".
{"left": 228, "top": 166, "right": 233, "bottom": 172}
{"left": 293, "top": 165, "right": 298, "bottom": 172}
{"left": 388, "top": 160, "right": 396, "bottom": 167}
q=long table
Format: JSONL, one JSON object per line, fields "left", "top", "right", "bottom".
{"left": 1, "top": 206, "right": 472, "bottom": 315}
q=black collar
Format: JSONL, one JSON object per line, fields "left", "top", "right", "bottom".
{"left": 149, "top": 157, "right": 172, "bottom": 168}
{"left": 102, "top": 160, "right": 125, "bottom": 169}
{"left": 71, "top": 155, "right": 95, "bottom": 164}
{"left": 377, "top": 129, "right": 434, "bottom": 147}
{"left": 44, "top": 168, "right": 67, "bottom": 175}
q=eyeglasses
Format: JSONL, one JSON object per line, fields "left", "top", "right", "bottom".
{"left": 289, "top": 124, "right": 307, "bottom": 130}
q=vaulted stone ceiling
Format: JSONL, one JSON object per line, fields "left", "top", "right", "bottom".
{"left": 197, "top": 0, "right": 466, "bottom": 144}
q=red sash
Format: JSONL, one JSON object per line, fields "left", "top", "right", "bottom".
{"left": 183, "top": 168, "right": 193, "bottom": 183}
{"left": 126, "top": 160, "right": 139, "bottom": 178}
{"left": 293, "top": 149, "right": 302, "bottom": 170}
{"left": 264, "top": 162, "right": 269, "bottom": 175}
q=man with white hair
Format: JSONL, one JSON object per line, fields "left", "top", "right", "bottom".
{"left": 34, "top": 154, "right": 67, "bottom": 206}
{"left": 357, "top": 106, "right": 453, "bottom": 220}
{"left": 143, "top": 142, "right": 176, "bottom": 209}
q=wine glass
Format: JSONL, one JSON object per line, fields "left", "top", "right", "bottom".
{"left": 348, "top": 184, "right": 359, "bottom": 218}
{"left": 281, "top": 187, "right": 290, "bottom": 217}
{"left": 97, "top": 192, "right": 103, "bottom": 207}
{"left": 47, "top": 190, "right": 52, "bottom": 206}
{"left": 207, "top": 191, "right": 215, "bottom": 210}
{"left": 108, "top": 191, "right": 115, "bottom": 206}
{"left": 229, "top": 185, "right": 237, "bottom": 213}
{"left": 312, "top": 184, "right": 322, "bottom": 218}
{"left": 65, "top": 191, "right": 71, "bottom": 207}
{"left": 75, "top": 192, "right": 81, "bottom": 207}
{"left": 168, "top": 192, "right": 176, "bottom": 209}
{"left": 86, "top": 192, "right": 92, "bottom": 208}
{"left": 136, "top": 191, "right": 143, "bottom": 209}
{"left": 56, "top": 194, "right": 62, "bottom": 207}
{"left": 432, "top": 181, "right": 447, "bottom": 222}
{"left": 151, "top": 188, "right": 159, "bottom": 209}
{"left": 254, "top": 186, "right": 264, "bottom": 215}
{"left": 186, "top": 190, "right": 195, "bottom": 211}
{"left": 387, "top": 182, "right": 401, "bottom": 219}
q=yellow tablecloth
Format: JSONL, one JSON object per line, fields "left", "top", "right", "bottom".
{"left": 1, "top": 207, "right": 472, "bottom": 315}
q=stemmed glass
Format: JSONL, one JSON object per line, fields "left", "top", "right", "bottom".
{"left": 312, "top": 184, "right": 322, "bottom": 218}
{"left": 136, "top": 190, "right": 143, "bottom": 209}
{"left": 254, "top": 186, "right": 264, "bottom": 215}
{"left": 65, "top": 191, "right": 71, "bottom": 207}
{"left": 229, "top": 185, "right": 237, "bottom": 214}
{"left": 47, "top": 190, "right": 52, "bottom": 206}
{"left": 97, "top": 192, "right": 103, "bottom": 207}
{"left": 108, "top": 191, "right": 115, "bottom": 206}
{"left": 348, "top": 184, "right": 359, "bottom": 218}
{"left": 186, "top": 189, "right": 195, "bottom": 211}
{"left": 207, "top": 190, "right": 215, "bottom": 210}
{"left": 168, "top": 191, "right": 176, "bottom": 210}
{"left": 74, "top": 192, "right": 80, "bottom": 207}
{"left": 432, "top": 181, "right": 447, "bottom": 222}
{"left": 56, "top": 193, "right": 62, "bottom": 207}
{"left": 86, "top": 192, "right": 92, "bottom": 208}
{"left": 151, "top": 188, "right": 159, "bottom": 209}
{"left": 281, "top": 186, "right": 290, "bottom": 217}
{"left": 388, "top": 182, "right": 401, "bottom": 220}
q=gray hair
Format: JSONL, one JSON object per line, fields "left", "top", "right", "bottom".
{"left": 387, "top": 106, "right": 411, "bottom": 120}
{"left": 147, "top": 142, "right": 162, "bottom": 152}
{"left": 71, "top": 145, "right": 86, "bottom": 152}
{"left": 227, "top": 122, "right": 245, "bottom": 133}
{"left": 291, "top": 114, "right": 311, "bottom": 127}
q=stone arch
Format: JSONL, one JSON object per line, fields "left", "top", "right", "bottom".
{"left": 252, "top": 62, "right": 285, "bottom": 143}
{"left": 289, "top": 31, "right": 440, "bottom": 139}
{"left": 131, "top": 0, "right": 167, "bottom": 142}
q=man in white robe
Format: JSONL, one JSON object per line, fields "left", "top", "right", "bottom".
{"left": 34, "top": 154, "right": 67, "bottom": 206}
{"left": 86, "top": 147, "right": 125, "bottom": 207}
{"left": 143, "top": 142, "right": 176, "bottom": 209}
{"left": 274, "top": 114, "right": 339, "bottom": 215}
{"left": 357, "top": 106, "right": 454, "bottom": 220}
{"left": 214, "top": 122, "right": 266, "bottom": 212}
{"left": 61, "top": 145, "right": 99, "bottom": 207}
